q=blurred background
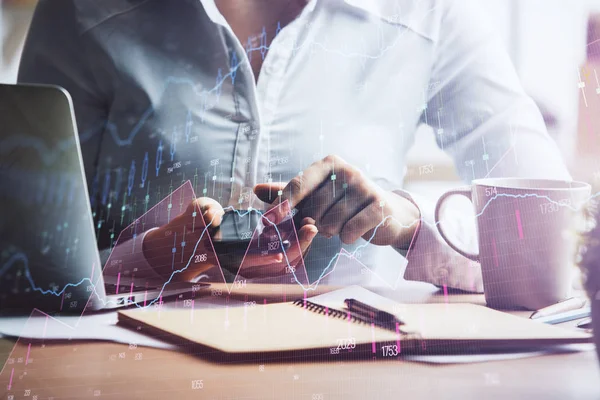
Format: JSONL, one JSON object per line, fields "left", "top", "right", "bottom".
{"left": 3, "top": 0, "right": 600, "bottom": 196}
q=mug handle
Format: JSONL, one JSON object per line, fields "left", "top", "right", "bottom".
{"left": 434, "top": 188, "right": 479, "bottom": 262}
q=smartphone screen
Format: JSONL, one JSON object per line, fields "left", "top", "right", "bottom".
{"left": 211, "top": 210, "right": 290, "bottom": 255}
{"left": 212, "top": 209, "right": 260, "bottom": 243}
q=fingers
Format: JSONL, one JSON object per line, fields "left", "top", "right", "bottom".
{"left": 238, "top": 218, "right": 317, "bottom": 269}
{"left": 241, "top": 262, "right": 287, "bottom": 279}
{"left": 189, "top": 197, "right": 224, "bottom": 228}
{"left": 301, "top": 216, "right": 316, "bottom": 226}
{"left": 278, "top": 155, "right": 343, "bottom": 210}
{"left": 279, "top": 218, "right": 317, "bottom": 266}
{"left": 241, "top": 221, "right": 317, "bottom": 277}
{"left": 243, "top": 252, "right": 284, "bottom": 268}
{"left": 291, "top": 158, "right": 374, "bottom": 238}
{"left": 319, "top": 193, "right": 372, "bottom": 238}
{"left": 339, "top": 201, "right": 383, "bottom": 245}
{"left": 297, "top": 222, "right": 318, "bottom": 254}
{"left": 253, "top": 155, "right": 397, "bottom": 247}
{"left": 254, "top": 182, "right": 287, "bottom": 204}
{"left": 254, "top": 155, "right": 354, "bottom": 226}
{"left": 300, "top": 182, "right": 346, "bottom": 227}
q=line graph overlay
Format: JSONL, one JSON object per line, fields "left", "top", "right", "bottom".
{"left": 102, "top": 180, "right": 227, "bottom": 300}
{"left": 232, "top": 201, "right": 309, "bottom": 288}
{"left": 0, "top": 2, "right": 443, "bottom": 165}
{"left": 1, "top": 181, "right": 599, "bottom": 311}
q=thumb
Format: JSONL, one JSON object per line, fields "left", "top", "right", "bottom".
{"left": 188, "top": 197, "right": 224, "bottom": 228}
{"left": 254, "top": 182, "right": 287, "bottom": 204}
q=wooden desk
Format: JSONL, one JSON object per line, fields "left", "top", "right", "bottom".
{"left": 1, "top": 284, "right": 599, "bottom": 400}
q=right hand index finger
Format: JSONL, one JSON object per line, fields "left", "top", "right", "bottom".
{"left": 277, "top": 155, "right": 338, "bottom": 210}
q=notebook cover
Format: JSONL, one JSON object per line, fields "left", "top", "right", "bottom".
{"left": 118, "top": 301, "right": 592, "bottom": 360}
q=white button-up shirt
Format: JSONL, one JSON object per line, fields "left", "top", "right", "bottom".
{"left": 19, "top": 0, "right": 570, "bottom": 292}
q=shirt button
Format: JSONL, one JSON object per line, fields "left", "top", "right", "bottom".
{"left": 264, "top": 61, "right": 284, "bottom": 76}
{"left": 264, "top": 64, "right": 275, "bottom": 76}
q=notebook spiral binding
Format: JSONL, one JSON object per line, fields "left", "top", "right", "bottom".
{"left": 292, "top": 299, "right": 421, "bottom": 340}
{"left": 293, "top": 299, "right": 361, "bottom": 322}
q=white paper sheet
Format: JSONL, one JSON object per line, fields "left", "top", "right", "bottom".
{"left": 1, "top": 288, "right": 594, "bottom": 365}
{"left": 0, "top": 310, "right": 177, "bottom": 350}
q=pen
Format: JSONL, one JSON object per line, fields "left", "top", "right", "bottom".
{"left": 344, "top": 298, "right": 403, "bottom": 325}
{"left": 576, "top": 317, "right": 593, "bottom": 329}
{"left": 532, "top": 307, "right": 591, "bottom": 325}
{"left": 529, "top": 297, "right": 587, "bottom": 320}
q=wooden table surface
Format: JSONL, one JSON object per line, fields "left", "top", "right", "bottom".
{"left": 1, "top": 283, "right": 599, "bottom": 400}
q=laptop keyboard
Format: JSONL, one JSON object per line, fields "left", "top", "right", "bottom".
{"left": 104, "top": 283, "right": 158, "bottom": 295}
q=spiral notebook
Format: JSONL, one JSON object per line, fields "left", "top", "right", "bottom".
{"left": 117, "top": 287, "right": 592, "bottom": 359}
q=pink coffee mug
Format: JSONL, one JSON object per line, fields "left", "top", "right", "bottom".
{"left": 435, "top": 178, "right": 591, "bottom": 310}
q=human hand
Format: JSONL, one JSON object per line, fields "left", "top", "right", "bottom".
{"left": 254, "top": 155, "right": 419, "bottom": 249}
{"left": 142, "top": 198, "right": 318, "bottom": 281}
{"left": 142, "top": 197, "right": 226, "bottom": 281}
{"left": 236, "top": 208, "right": 318, "bottom": 279}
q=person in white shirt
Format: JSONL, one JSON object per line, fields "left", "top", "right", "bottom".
{"left": 18, "top": 0, "right": 570, "bottom": 292}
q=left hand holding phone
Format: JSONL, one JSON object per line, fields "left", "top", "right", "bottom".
{"left": 142, "top": 197, "right": 225, "bottom": 281}
{"left": 142, "top": 197, "right": 318, "bottom": 281}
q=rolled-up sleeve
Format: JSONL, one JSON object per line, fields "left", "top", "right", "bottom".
{"left": 400, "top": 0, "right": 570, "bottom": 292}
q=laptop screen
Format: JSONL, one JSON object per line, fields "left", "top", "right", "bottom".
{"left": 0, "top": 84, "right": 105, "bottom": 314}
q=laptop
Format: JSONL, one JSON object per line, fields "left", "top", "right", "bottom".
{"left": 0, "top": 83, "right": 209, "bottom": 314}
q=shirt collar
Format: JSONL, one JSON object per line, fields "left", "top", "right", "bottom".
{"left": 199, "top": 0, "right": 318, "bottom": 27}
{"left": 199, "top": 0, "right": 435, "bottom": 41}
{"left": 344, "top": 0, "right": 403, "bottom": 17}
{"left": 342, "top": 0, "right": 436, "bottom": 41}
{"left": 199, "top": 0, "right": 228, "bottom": 26}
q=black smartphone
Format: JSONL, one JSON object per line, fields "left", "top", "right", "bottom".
{"left": 211, "top": 209, "right": 291, "bottom": 256}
